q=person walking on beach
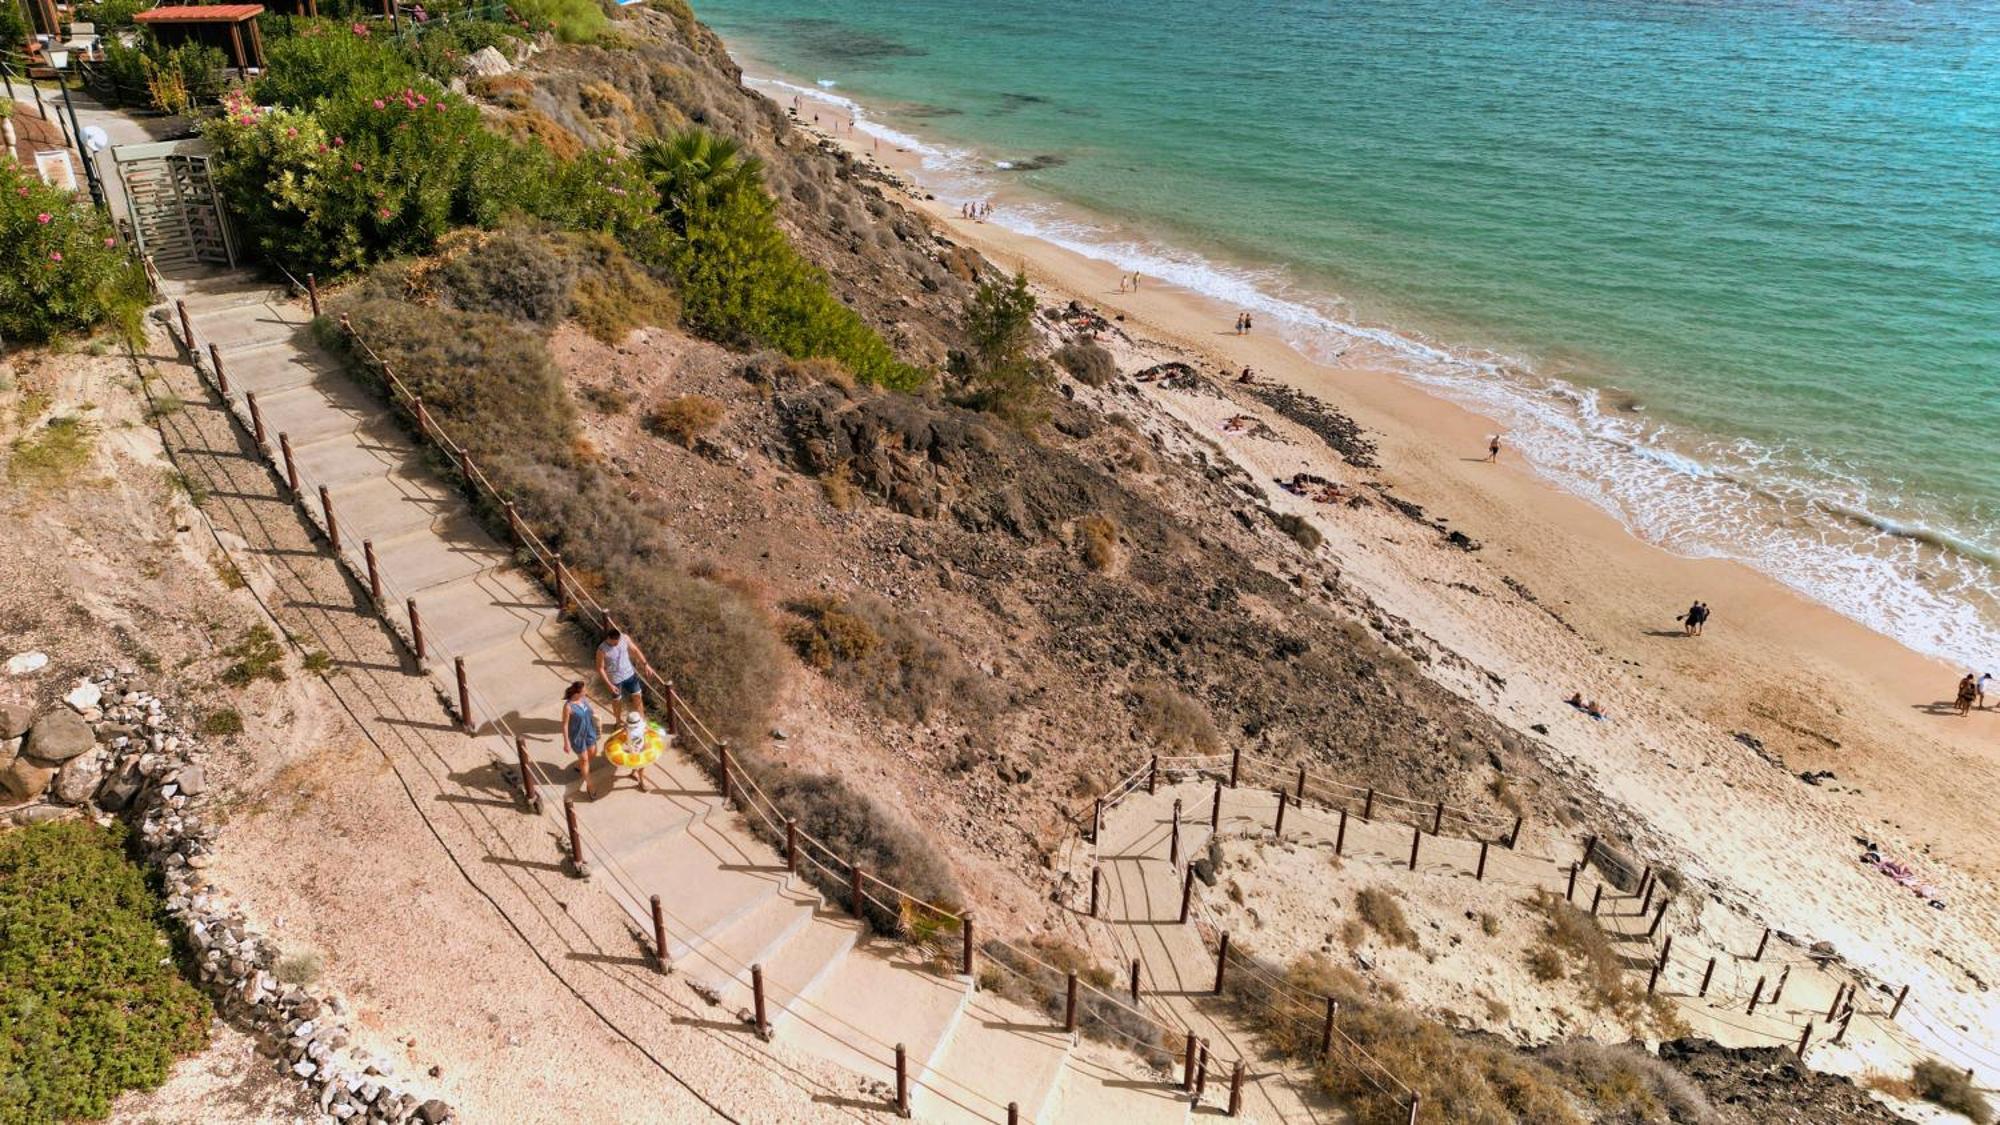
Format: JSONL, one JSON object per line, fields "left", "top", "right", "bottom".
{"left": 1955, "top": 673, "right": 1978, "bottom": 716}
{"left": 1130, "top": 271, "right": 1142, "bottom": 291}
{"left": 1978, "top": 672, "right": 1992, "bottom": 709}
{"left": 1690, "top": 601, "right": 1709, "bottom": 635}
{"left": 596, "top": 627, "right": 659, "bottom": 723}
{"left": 1485, "top": 433, "right": 1503, "bottom": 462}
{"left": 563, "top": 681, "right": 601, "bottom": 798}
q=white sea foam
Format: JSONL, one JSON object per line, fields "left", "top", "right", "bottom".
{"left": 740, "top": 70, "right": 2000, "bottom": 671}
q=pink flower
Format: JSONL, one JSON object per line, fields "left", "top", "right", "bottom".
{"left": 333, "top": 136, "right": 345, "bottom": 147}
{"left": 48, "top": 251, "right": 62, "bottom": 261}
{"left": 285, "top": 127, "right": 298, "bottom": 137}
{"left": 378, "top": 207, "right": 391, "bottom": 218}
{"left": 36, "top": 212, "right": 51, "bottom": 224}
{"left": 238, "top": 115, "right": 254, "bottom": 125}
{"left": 373, "top": 99, "right": 385, "bottom": 109}
{"left": 351, "top": 21, "right": 369, "bottom": 36}
{"left": 104, "top": 236, "right": 116, "bottom": 247}
{"left": 15, "top": 186, "right": 29, "bottom": 197}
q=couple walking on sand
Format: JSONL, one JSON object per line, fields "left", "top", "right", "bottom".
{"left": 563, "top": 627, "right": 665, "bottom": 799}
{"left": 1234, "top": 311, "right": 1254, "bottom": 335}
{"left": 1679, "top": 600, "right": 1711, "bottom": 636}
{"left": 1953, "top": 672, "right": 1993, "bottom": 716}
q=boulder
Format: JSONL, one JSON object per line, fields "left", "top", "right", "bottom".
{"left": 0, "top": 703, "right": 30, "bottom": 739}
{"left": 177, "top": 763, "right": 206, "bottom": 797}
{"left": 52, "top": 751, "right": 107, "bottom": 805}
{"left": 9, "top": 804, "right": 70, "bottom": 826}
{"left": 3, "top": 652, "right": 48, "bottom": 676}
{"left": 0, "top": 736, "right": 18, "bottom": 769}
{"left": 1, "top": 757, "right": 55, "bottom": 802}
{"left": 23, "top": 709, "right": 92, "bottom": 764}
{"left": 96, "top": 762, "right": 142, "bottom": 812}
{"left": 461, "top": 46, "right": 510, "bottom": 77}
{"left": 417, "top": 1099, "right": 452, "bottom": 1124}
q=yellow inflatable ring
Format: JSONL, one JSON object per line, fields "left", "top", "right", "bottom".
{"left": 603, "top": 719, "right": 668, "bottom": 770}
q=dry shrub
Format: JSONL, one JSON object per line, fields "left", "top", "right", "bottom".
{"left": 1912, "top": 1059, "right": 1993, "bottom": 1124}
{"left": 1524, "top": 891, "right": 1680, "bottom": 1034}
{"left": 820, "top": 462, "right": 858, "bottom": 510}
{"left": 982, "top": 937, "right": 1168, "bottom": 1064}
{"left": 1356, "top": 887, "right": 1418, "bottom": 949}
{"left": 1267, "top": 509, "right": 1323, "bottom": 551}
{"left": 783, "top": 595, "right": 1000, "bottom": 730}
{"left": 1127, "top": 682, "right": 1221, "bottom": 754}
{"left": 438, "top": 228, "right": 576, "bottom": 327}
{"left": 1055, "top": 340, "right": 1117, "bottom": 388}
{"left": 565, "top": 232, "right": 678, "bottom": 343}
{"left": 500, "top": 109, "right": 586, "bottom": 161}
{"left": 579, "top": 79, "right": 635, "bottom": 119}
{"left": 470, "top": 73, "right": 535, "bottom": 108}
{"left": 1527, "top": 945, "right": 1566, "bottom": 982}
{"left": 1076, "top": 514, "right": 1118, "bottom": 570}
{"left": 644, "top": 395, "right": 725, "bottom": 446}
{"left": 1541, "top": 1041, "right": 1714, "bottom": 1124}
{"left": 1478, "top": 911, "right": 1501, "bottom": 937}
{"left": 578, "top": 383, "right": 631, "bottom": 414}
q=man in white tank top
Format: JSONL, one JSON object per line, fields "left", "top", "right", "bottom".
{"left": 595, "top": 627, "right": 659, "bottom": 722}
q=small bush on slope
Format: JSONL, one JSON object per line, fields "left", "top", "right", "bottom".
{"left": 0, "top": 163, "right": 150, "bottom": 345}
{"left": 0, "top": 821, "right": 211, "bottom": 1123}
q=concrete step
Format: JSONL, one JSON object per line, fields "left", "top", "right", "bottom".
{"left": 785, "top": 940, "right": 971, "bottom": 1098}
{"left": 909, "top": 989, "right": 1072, "bottom": 1125}
{"left": 680, "top": 884, "right": 826, "bottom": 1015}
{"left": 720, "top": 904, "right": 862, "bottom": 1029}
{"left": 594, "top": 812, "right": 787, "bottom": 962}
{"left": 1043, "top": 1048, "right": 1190, "bottom": 1125}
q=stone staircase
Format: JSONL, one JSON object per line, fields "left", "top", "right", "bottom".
{"left": 157, "top": 269, "right": 1247, "bottom": 1123}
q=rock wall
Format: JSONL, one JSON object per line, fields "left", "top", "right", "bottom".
{"left": 0, "top": 661, "right": 452, "bottom": 1125}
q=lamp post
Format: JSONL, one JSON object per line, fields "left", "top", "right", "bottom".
{"left": 46, "top": 49, "right": 105, "bottom": 210}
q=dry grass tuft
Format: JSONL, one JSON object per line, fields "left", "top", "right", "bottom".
{"left": 644, "top": 395, "right": 726, "bottom": 446}
{"left": 1128, "top": 682, "right": 1221, "bottom": 754}
{"left": 1076, "top": 514, "right": 1118, "bottom": 570}
{"left": 1912, "top": 1059, "right": 1993, "bottom": 1123}
{"left": 1356, "top": 886, "right": 1418, "bottom": 948}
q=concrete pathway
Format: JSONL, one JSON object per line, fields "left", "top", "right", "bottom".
{"left": 157, "top": 267, "right": 1224, "bottom": 1123}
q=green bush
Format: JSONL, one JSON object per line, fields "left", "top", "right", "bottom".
{"left": 0, "top": 162, "right": 150, "bottom": 345}
{"left": 0, "top": 1, "right": 28, "bottom": 50}
{"left": 0, "top": 820, "right": 212, "bottom": 1123}
{"left": 642, "top": 130, "right": 922, "bottom": 390}
{"left": 437, "top": 228, "right": 577, "bottom": 326}
{"left": 508, "top": 0, "right": 607, "bottom": 42}
{"left": 76, "top": 0, "right": 148, "bottom": 28}
{"left": 255, "top": 20, "right": 423, "bottom": 108}
{"left": 953, "top": 271, "right": 1051, "bottom": 419}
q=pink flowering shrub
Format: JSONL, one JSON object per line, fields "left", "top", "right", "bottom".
{"left": 0, "top": 163, "right": 149, "bottom": 344}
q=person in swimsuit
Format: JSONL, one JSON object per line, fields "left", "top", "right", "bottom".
{"left": 563, "top": 681, "right": 600, "bottom": 797}
{"left": 596, "top": 627, "right": 659, "bottom": 723}
{"left": 1955, "top": 673, "right": 1978, "bottom": 716}
{"left": 1690, "top": 601, "right": 1710, "bottom": 636}
{"left": 1485, "top": 434, "right": 1503, "bottom": 463}
{"left": 1977, "top": 672, "right": 1992, "bottom": 710}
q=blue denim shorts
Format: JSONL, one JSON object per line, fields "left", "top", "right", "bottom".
{"left": 614, "top": 674, "right": 643, "bottom": 698}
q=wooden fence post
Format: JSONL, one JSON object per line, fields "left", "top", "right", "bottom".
{"left": 1129, "top": 958, "right": 1140, "bottom": 1005}
{"left": 650, "top": 894, "right": 667, "bottom": 972}
{"left": 207, "top": 342, "right": 229, "bottom": 395}
{"left": 515, "top": 735, "right": 540, "bottom": 814}
{"left": 785, "top": 817, "right": 798, "bottom": 874}
{"left": 1771, "top": 965, "right": 1790, "bottom": 1007}
{"left": 1827, "top": 983, "right": 1846, "bottom": 1021}
{"left": 1170, "top": 798, "right": 1182, "bottom": 867}
{"left": 551, "top": 551, "right": 568, "bottom": 617}
{"left": 564, "top": 797, "right": 586, "bottom": 877}
{"left": 1211, "top": 780, "right": 1222, "bottom": 830}
{"left": 1747, "top": 976, "right": 1766, "bottom": 1015}
{"left": 407, "top": 597, "right": 425, "bottom": 663}
{"left": 1409, "top": 825, "right": 1422, "bottom": 871}
{"left": 1581, "top": 835, "right": 1598, "bottom": 870}
{"left": 961, "top": 912, "right": 974, "bottom": 979}
{"left": 1890, "top": 984, "right": 1909, "bottom": 1020}
{"left": 306, "top": 272, "right": 320, "bottom": 317}
{"left": 1089, "top": 866, "right": 1101, "bottom": 918}
{"left": 1064, "top": 971, "right": 1079, "bottom": 1032}
{"left": 175, "top": 299, "right": 194, "bottom": 351}
{"left": 1590, "top": 884, "right": 1603, "bottom": 916}
{"left": 1407, "top": 1092, "right": 1421, "bottom": 1125}
{"left": 1321, "top": 996, "right": 1336, "bottom": 1057}
{"left": 454, "top": 657, "right": 471, "bottom": 733}
{"left": 1699, "top": 956, "right": 1716, "bottom": 998}
{"left": 1566, "top": 862, "right": 1580, "bottom": 903}
{"left": 363, "top": 539, "right": 382, "bottom": 603}
{"left": 1183, "top": 1032, "right": 1200, "bottom": 1092}
{"left": 1179, "top": 864, "right": 1195, "bottom": 924}
{"left": 1362, "top": 787, "right": 1375, "bottom": 821}
{"left": 1296, "top": 763, "right": 1307, "bottom": 801}
{"left": 1834, "top": 1010, "right": 1852, "bottom": 1045}
{"left": 246, "top": 391, "right": 265, "bottom": 447}
{"left": 1795, "top": 1020, "right": 1813, "bottom": 1061}
{"left": 1193, "top": 1039, "right": 1209, "bottom": 1101}
{"left": 894, "top": 1043, "right": 909, "bottom": 1118}
{"left": 280, "top": 432, "right": 300, "bottom": 493}
{"left": 1213, "top": 933, "right": 1230, "bottom": 996}
{"left": 1007, "top": 1104, "right": 1018, "bottom": 1125}
{"left": 1476, "top": 839, "right": 1490, "bottom": 882}
{"left": 1148, "top": 754, "right": 1158, "bottom": 794}
{"left": 1648, "top": 898, "right": 1669, "bottom": 937}
{"left": 1335, "top": 806, "right": 1348, "bottom": 856}
{"left": 1273, "top": 789, "right": 1288, "bottom": 840}
{"left": 1228, "top": 1059, "right": 1245, "bottom": 1117}
{"left": 1754, "top": 926, "right": 1771, "bottom": 961}
{"left": 1229, "top": 746, "right": 1241, "bottom": 788}
{"left": 1431, "top": 799, "right": 1444, "bottom": 835}
{"left": 318, "top": 485, "right": 339, "bottom": 552}
{"left": 1508, "top": 815, "right": 1523, "bottom": 849}
{"left": 1092, "top": 797, "right": 1103, "bottom": 843}
{"left": 1639, "top": 878, "right": 1656, "bottom": 918}
{"left": 1648, "top": 935, "right": 1672, "bottom": 994}
{"left": 752, "top": 964, "right": 770, "bottom": 1039}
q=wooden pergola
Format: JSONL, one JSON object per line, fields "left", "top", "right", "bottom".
{"left": 133, "top": 4, "right": 267, "bottom": 76}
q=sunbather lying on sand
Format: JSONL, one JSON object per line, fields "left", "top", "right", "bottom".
{"left": 1565, "top": 693, "right": 1607, "bottom": 720}
{"left": 1223, "top": 414, "right": 1257, "bottom": 434}
{"left": 1860, "top": 850, "right": 1947, "bottom": 909}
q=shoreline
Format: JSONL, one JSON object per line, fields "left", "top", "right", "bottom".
{"left": 745, "top": 65, "right": 2000, "bottom": 1035}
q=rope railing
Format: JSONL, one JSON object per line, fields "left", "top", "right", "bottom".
{"left": 184, "top": 282, "right": 1366, "bottom": 1117}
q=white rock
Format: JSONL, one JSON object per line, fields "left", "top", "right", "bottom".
{"left": 64, "top": 680, "right": 103, "bottom": 712}
{"left": 4, "top": 652, "right": 48, "bottom": 676}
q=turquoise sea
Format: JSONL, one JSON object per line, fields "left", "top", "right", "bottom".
{"left": 695, "top": 0, "right": 2000, "bottom": 668}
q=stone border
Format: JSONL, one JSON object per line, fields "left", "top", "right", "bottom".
{"left": 3, "top": 665, "right": 454, "bottom": 1125}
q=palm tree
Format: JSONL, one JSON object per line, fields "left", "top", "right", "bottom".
{"left": 637, "top": 129, "right": 767, "bottom": 233}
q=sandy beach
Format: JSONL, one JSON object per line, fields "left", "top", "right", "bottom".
{"left": 768, "top": 86, "right": 2000, "bottom": 1075}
